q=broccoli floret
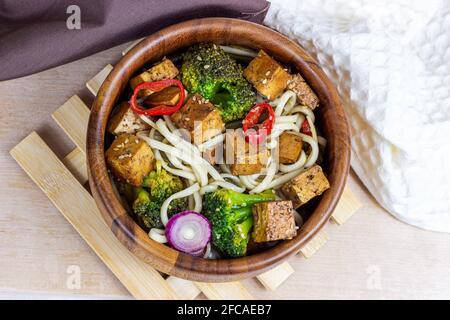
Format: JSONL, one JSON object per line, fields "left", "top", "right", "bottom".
{"left": 132, "top": 187, "right": 162, "bottom": 228}
{"left": 142, "top": 161, "right": 184, "bottom": 202}
{"left": 202, "top": 189, "right": 276, "bottom": 257}
{"left": 131, "top": 161, "right": 187, "bottom": 229}
{"left": 181, "top": 43, "right": 256, "bottom": 123}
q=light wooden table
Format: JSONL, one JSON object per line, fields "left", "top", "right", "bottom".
{"left": 1, "top": 42, "right": 449, "bottom": 300}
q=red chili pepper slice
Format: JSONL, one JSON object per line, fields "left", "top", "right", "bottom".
{"left": 129, "top": 79, "right": 185, "bottom": 116}
{"left": 301, "top": 119, "right": 312, "bottom": 136}
{"left": 242, "top": 103, "right": 275, "bottom": 145}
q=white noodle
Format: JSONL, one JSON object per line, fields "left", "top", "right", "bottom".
{"left": 193, "top": 190, "right": 202, "bottom": 212}
{"left": 299, "top": 133, "right": 319, "bottom": 168}
{"left": 288, "top": 105, "right": 316, "bottom": 123}
{"left": 250, "top": 172, "right": 262, "bottom": 180}
{"left": 219, "top": 163, "right": 231, "bottom": 174}
{"left": 151, "top": 121, "right": 224, "bottom": 182}
{"left": 240, "top": 170, "right": 262, "bottom": 190}
{"left": 138, "top": 131, "right": 197, "bottom": 181}
{"left": 318, "top": 136, "right": 327, "bottom": 147}
{"left": 220, "top": 45, "right": 257, "bottom": 58}
{"left": 239, "top": 175, "right": 257, "bottom": 189}
{"left": 268, "top": 129, "right": 284, "bottom": 139}
{"left": 163, "top": 115, "right": 177, "bottom": 132}
{"left": 159, "top": 157, "right": 197, "bottom": 181}
{"left": 156, "top": 119, "right": 201, "bottom": 156}
{"left": 246, "top": 173, "right": 262, "bottom": 188}
{"left": 295, "top": 113, "right": 305, "bottom": 130}
{"left": 220, "top": 173, "right": 242, "bottom": 184}
{"left": 161, "top": 138, "right": 189, "bottom": 170}
{"left": 167, "top": 152, "right": 192, "bottom": 172}
{"left": 161, "top": 183, "right": 200, "bottom": 226}
{"left": 203, "top": 243, "right": 212, "bottom": 259}
{"left": 275, "top": 115, "right": 299, "bottom": 123}
{"left": 200, "top": 184, "right": 218, "bottom": 195}
{"left": 274, "top": 90, "right": 297, "bottom": 116}
{"left": 273, "top": 123, "right": 300, "bottom": 132}
{"left": 188, "top": 192, "right": 194, "bottom": 210}
{"left": 249, "top": 158, "right": 277, "bottom": 194}
{"left": 212, "top": 180, "right": 245, "bottom": 193}
{"left": 139, "top": 115, "right": 157, "bottom": 128}
{"left": 139, "top": 136, "right": 210, "bottom": 182}
{"left": 149, "top": 228, "right": 167, "bottom": 243}
{"left": 293, "top": 210, "right": 304, "bottom": 227}
{"left": 204, "top": 173, "right": 246, "bottom": 193}
{"left": 196, "top": 166, "right": 210, "bottom": 187}
{"left": 306, "top": 115, "right": 318, "bottom": 141}
{"left": 266, "top": 168, "right": 304, "bottom": 190}
{"left": 197, "top": 134, "right": 224, "bottom": 152}
{"left": 186, "top": 180, "right": 200, "bottom": 211}
{"left": 200, "top": 172, "right": 245, "bottom": 194}
{"left": 278, "top": 150, "right": 307, "bottom": 173}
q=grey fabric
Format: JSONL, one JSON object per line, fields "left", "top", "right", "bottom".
{"left": 0, "top": 0, "right": 270, "bottom": 80}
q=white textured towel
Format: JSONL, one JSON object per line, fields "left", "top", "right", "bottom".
{"left": 264, "top": 0, "right": 450, "bottom": 232}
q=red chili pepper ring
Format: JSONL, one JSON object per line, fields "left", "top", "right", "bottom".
{"left": 301, "top": 119, "right": 312, "bottom": 136}
{"left": 242, "top": 103, "right": 275, "bottom": 145}
{"left": 129, "top": 79, "right": 185, "bottom": 116}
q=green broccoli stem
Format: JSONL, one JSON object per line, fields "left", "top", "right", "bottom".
{"left": 231, "top": 206, "right": 253, "bottom": 223}
{"left": 239, "top": 217, "right": 254, "bottom": 237}
{"left": 228, "top": 189, "right": 276, "bottom": 208}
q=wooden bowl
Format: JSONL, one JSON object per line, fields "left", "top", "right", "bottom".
{"left": 87, "top": 18, "right": 350, "bottom": 282}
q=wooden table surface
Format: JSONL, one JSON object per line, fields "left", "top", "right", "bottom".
{"left": 1, "top": 42, "right": 449, "bottom": 300}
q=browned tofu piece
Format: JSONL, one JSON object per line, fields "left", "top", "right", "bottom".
{"left": 105, "top": 134, "right": 155, "bottom": 186}
{"left": 287, "top": 74, "right": 319, "bottom": 110}
{"left": 278, "top": 132, "right": 303, "bottom": 164}
{"left": 130, "top": 59, "right": 179, "bottom": 96}
{"left": 226, "top": 130, "right": 269, "bottom": 175}
{"left": 203, "top": 147, "right": 218, "bottom": 166}
{"left": 171, "top": 93, "right": 224, "bottom": 145}
{"left": 107, "top": 102, "right": 151, "bottom": 135}
{"left": 243, "top": 50, "right": 291, "bottom": 100}
{"left": 252, "top": 201, "right": 297, "bottom": 242}
{"left": 281, "top": 165, "right": 330, "bottom": 208}
{"left": 145, "top": 86, "right": 180, "bottom": 106}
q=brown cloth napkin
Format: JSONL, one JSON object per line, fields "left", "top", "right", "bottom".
{"left": 0, "top": 0, "right": 270, "bottom": 81}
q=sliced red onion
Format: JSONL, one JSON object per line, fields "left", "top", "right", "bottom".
{"left": 165, "top": 211, "right": 211, "bottom": 256}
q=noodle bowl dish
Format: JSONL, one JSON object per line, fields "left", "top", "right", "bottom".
{"left": 87, "top": 18, "right": 350, "bottom": 281}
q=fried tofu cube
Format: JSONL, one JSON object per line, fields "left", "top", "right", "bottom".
{"left": 171, "top": 93, "right": 224, "bottom": 145}
{"left": 287, "top": 74, "right": 319, "bottom": 110}
{"left": 281, "top": 165, "right": 330, "bottom": 208}
{"left": 130, "top": 59, "right": 179, "bottom": 96}
{"left": 278, "top": 132, "right": 303, "bottom": 164}
{"left": 203, "top": 147, "right": 218, "bottom": 166}
{"left": 252, "top": 201, "right": 297, "bottom": 242}
{"left": 107, "top": 102, "right": 151, "bottom": 135}
{"left": 243, "top": 50, "right": 291, "bottom": 100}
{"left": 226, "top": 131, "right": 269, "bottom": 175}
{"left": 145, "top": 86, "right": 180, "bottom": 106}
{"left": 105, "top": 134, "right": 155, "bottom": 186}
